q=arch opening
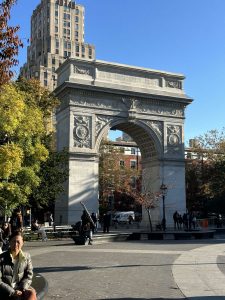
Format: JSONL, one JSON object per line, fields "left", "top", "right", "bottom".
{"left": 98, "top": 121, "right": 163, "bottom": 228}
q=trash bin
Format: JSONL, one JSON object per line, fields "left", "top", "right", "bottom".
{"left": 202, "top": 219, "right": 208, "bottom": 228}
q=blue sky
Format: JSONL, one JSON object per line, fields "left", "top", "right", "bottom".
{"left": 10, "top": 0, "right": 225, "bottom": 146}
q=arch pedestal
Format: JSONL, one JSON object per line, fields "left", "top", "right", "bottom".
{"left": 54, "top": 58, "right": 192, "bottom": 227}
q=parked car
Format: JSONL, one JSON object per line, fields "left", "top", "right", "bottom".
{"left": 112, "top": 211, "right": 135, "bottom": 224}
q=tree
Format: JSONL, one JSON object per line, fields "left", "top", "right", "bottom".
{"left": 0, "top": 0, "right": 23, "bottom": 86}
{"left": 98, "top": 139, "right": 138, "bottom": 212}
{"left": 99, "top": 139, "right": 163, "bottom": 231}
{"left": 186, "top": 128, "right": 225, "bottom": 214}
{"left": 31, "top": 149, "right": 69, "bottom": 209}
{"left": 0, "top": 83, "right": 48, "bottom": 215}
{"left": 120, "top": 173, "right": 161, "bottom": 232}
{"left": 0, "top": 80, "right": 68, "bottom": 217}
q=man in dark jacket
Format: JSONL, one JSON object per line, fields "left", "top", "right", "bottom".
{"left": 0, "top": 231, "right": 36, "bottom": 299}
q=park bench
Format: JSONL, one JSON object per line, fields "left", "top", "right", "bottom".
{"left": 23, "top": 225, "right": 75, "bottom": 241}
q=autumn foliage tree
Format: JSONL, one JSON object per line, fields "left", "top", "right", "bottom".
{"left": 99, "top": 139, "right": 162, "bottom": 230}
{"left": 186, "top": 128, "right": 225, "bottom": 214}
{"left": 0, "top": 0, "right": 23, "bottom": 86}
{"left": 120, "top": 173, "right": 161, "bottom": 232}
{"left": 99, "top": 139, "right": 140, "bottom": 211}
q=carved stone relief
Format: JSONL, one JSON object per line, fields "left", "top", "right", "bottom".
{"left": 70, "top": 92, "right": 120, "bottom": 110}
{"left": 73, "top": 65, "right": 93, "bottom": 77}
{"left": 142, "top": 120, "right": 163, "bottom": 144}
{"left": 138, "top": 101, "right": 184, "bottom": 117}
{"left": 73, "top": 115, "right": 92, "bottom": 148}
{"left": 165, "top": 125, "right": 183, "bottom": 156}
{"left": 96, "top": 115, "right": 113, "bottom": 137}
{"left": 167, "top": 125, "right": 181, "bottom": 146}
{"left": 165, "top": 79, "right": 182, "bottom": 89}
{"left": 121, "top": 98, "right": 138, "bottom": 110}
{"left": 121, "top": 97, "right": 184, "bottom": 118}
{"left": 69, "top": 93, "right": 184, "bottom": 118}
{"left": 98, "top": 69, "right": 160, "bottom": 88}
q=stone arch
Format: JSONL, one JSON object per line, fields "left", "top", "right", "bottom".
{"left": 54, "top": 58, "right": 192, "bottom": 227}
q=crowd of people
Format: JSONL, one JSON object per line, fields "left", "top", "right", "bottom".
{"left": 173, "top": 210, "right": 197, "bottom": 230}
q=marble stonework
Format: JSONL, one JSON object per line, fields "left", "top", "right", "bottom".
{"left": 54, "top": 58, "right": 193, "bottom": 227}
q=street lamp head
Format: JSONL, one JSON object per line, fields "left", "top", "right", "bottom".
{"left": 160, "top": 183, "right": 168, "bottom": 196}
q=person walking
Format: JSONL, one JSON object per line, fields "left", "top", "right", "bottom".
{"left": 0, "top": 230, "right": 37, "bottom": 299}
{"left": 103, "top": 212, "right": 111, "bottom": 233}
{"left": 0, "top": 222, "right": 11, "bottom": 252}
{"left": 81, "top": 210, "right": 93, "bottom": 245}
{"left": 31, "top": 220, "right": 47, "bottom": 242}
{"left": 173, "top": 211, "right": 179, "bottom": 230}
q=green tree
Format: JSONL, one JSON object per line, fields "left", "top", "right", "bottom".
{"left": 0, "top": 80, "right": 68, "bottom": 217}
{"left": 0, "top": 83, "right": 48, "bottom": 215}
{"left": 31, "top": 149, "right": 69, "bottom": 209}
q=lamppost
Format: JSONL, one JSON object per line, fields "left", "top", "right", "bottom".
{"left": 160, "top": 183, "right": 168, "bottom": 231}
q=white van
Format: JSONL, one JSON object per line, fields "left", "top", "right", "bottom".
{"left": 112, "top": 211, "right": 135, "bottom": 224}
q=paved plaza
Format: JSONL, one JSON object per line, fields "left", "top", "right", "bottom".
{"left": 23, "top": 235, "right": 225, "bottom": 300}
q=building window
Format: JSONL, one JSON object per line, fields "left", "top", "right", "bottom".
{"left": 55, "top": 39, "right": 59, "bottom": 48}
{"left": 55, "top": 26, "right": 58, "bottom": 33}
{"left": 63, "top": 28, "right": 70, "bottom": 36}
{"left": 64, "top": 13, "right": 70, "bottom": 20}
{"left": 44, "top": 80, "right": 48, "bottom": 86}
{"left": 131, "top": 148, "right": 136, "bottom": 155}
{"left": 64, "top": 21, "right": 70, "bottom": 27}
{"left": 44, "top": 72, "right": 48, "bottom": 79}
{"left": 75, "top": 16, "right": 79, "bottom": 22}
{"left": 119, "top": 160, "right": 125, "bottom": 168}
{"left": 130, "top": 160, "right": 136, "bottom": 169}
{"left": 75, "top": 23, "right": 79, "bottom": 30}
{"left": 76, "top": 8, "right": 79, "bottom": 14}
{"left": 186, "top": 153, "right": 192, "bottom": 159}
{"left": 64, "top": 51, "right": 71, "bottom": 58}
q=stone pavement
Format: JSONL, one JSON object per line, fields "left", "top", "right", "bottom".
{"left": 23, "top": 235, "right": 225, "bottom": 300}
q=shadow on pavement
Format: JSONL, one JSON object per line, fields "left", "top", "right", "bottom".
{"left": 34, "top": 260, "right": 225, "bottom": 274}
{"left": 99, "top": 296, "right": 225, "bottom": 300}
